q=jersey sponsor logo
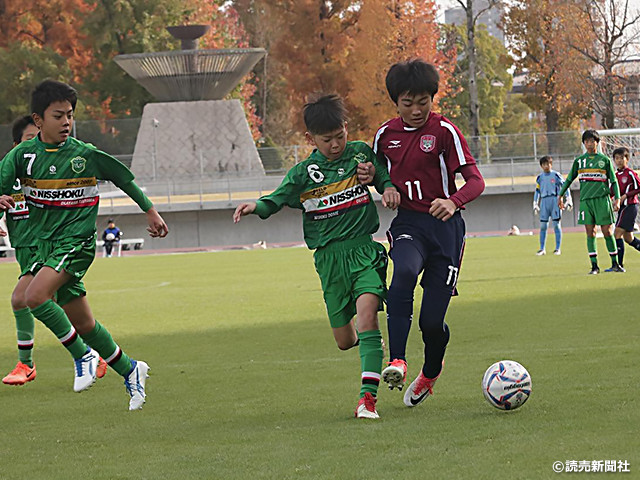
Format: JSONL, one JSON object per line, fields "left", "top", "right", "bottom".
{"left": 301, "top": 176, "right": 370, "bottom": 220}
{"left": 338, "top": 168, "right": 345, "bottom": 176}
{"left": 22, "top": 179, "right": 100, "bottom": 209}
{"left": 578, "top": 169, "right": 607, "bottom": 182}
{"left": 388, "top": 140, "right": 402, "bottom": 149}
{"left": 49, "top": 165, "right": 56, "bottom": 174}
{"left": 71, "top": 156, "right": 87, "bottom": 173}
{"left": 420, "top": 135, "right": 436, "bottom": 153}
{"left": 7, "top": 192, "right": 29, "bottom": 218}
{"left": 395, "top": 234, "right": 413, "bottom": 241}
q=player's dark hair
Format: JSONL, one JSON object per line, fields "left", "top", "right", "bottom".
{"left": 11, "top": 115, "right": 36, "bottom": 144}
{"left": 31, "top": 79, "right": 77, "bottom": 118}
{"left": 385, "top": 59, "right": 440, "bottom": 103}
{"left": 612, "top": 147, "right": 630, "bottom": 160}
{"left": 303, "top": 93, "right": 348, "bottom": 135}
{"left": 539, "top": 155, "right": 552, "bottom": 166}
{"left": 581, "top": 129, "right": 600, "bottom": 143}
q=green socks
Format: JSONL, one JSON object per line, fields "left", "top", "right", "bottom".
{"left": 80, "top": 320, "right": 132, "bottom": 377}
{"left": 587, "top": 236, "right": 598, "bottom": 266}
{"left": 30, "top": 299, "right": 88, "bottom": 360}
{"left": 604, "top": 235, "right": 619, "bottom": 266}
{"left": 14, "top": 308, "right": 35, "bottom": 367}
{"left": 358, "top": 329, "right": 383, "bottom": 398}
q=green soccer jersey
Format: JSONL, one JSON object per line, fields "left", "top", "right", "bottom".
{"left": 0, "top": 135, "right": 153, "bottom": 241}
{"left": 253, "top": 141, "right": 394, "bottom": 249}
{"left": 559, "top": 152, "right": 620, "bottom": 200}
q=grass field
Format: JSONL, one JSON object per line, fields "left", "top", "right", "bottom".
{"left": 0, "top": 232, "right": 638, "bottom": 480}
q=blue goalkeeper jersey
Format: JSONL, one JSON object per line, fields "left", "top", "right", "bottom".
{"left": 534, "top": 170, "right": 565, "bottom": 203}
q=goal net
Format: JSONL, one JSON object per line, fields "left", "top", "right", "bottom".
{"left": 598, "top": 128, "right": 640, "bottom": 167}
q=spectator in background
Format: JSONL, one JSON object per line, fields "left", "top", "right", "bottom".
{"left": 102, "top": 219, "right": 122, "bottom": 257}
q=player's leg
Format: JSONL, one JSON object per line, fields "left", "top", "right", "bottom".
{"left": 385, "top": 219, "right": 425, "bottom": 364}
{"left": 551, "top": 199, "right": 562, "bottom": 254}
{"left": 403, "top": 213, "right": 465, "bottom": 407}
{"left": 3, "top": 274, "right": 37, "bottom": 385}
{"left": 619, "top": 204, "right": 640, "bottom": 259}
{"left": 538, "top": 221, "right": 548, "bottom": 254}
{"left": 602, "top": 223, "right": 622, "bottom": 271}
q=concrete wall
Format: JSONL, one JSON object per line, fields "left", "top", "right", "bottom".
{"left": 96, "top": 186, "right": 580, "bottom": 250}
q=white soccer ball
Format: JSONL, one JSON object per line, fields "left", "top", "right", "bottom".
{"left": 105, "top": 233, "right": 115, "bottom": 241}
{"left": 482, "top": 360, "right": 531, "bottom": 410}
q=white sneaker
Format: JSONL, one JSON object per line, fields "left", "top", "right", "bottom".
{"left": 125, "top": 360, "right": 149, "bottom": 410}
{"left": 536, "top": 249, "right": 546, "bottom": 256}
{"left": 403, "top": 369, "right": 441, "bottom": 407}
{"left": 74, "top": 348, "right": 99, "bottom": 392}
{"left": 554, "top": 249, "right": 561, "bottom": 255}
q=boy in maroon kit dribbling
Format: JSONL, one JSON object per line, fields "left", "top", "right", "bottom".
{"left": 364, "top": 59, "right": 485, "bottom": 407}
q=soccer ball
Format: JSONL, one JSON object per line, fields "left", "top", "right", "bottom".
{"left": 482, "top": 360, "right": 531, "bottom": 410}
{"left": 105, "top": 233, "right": 115, "bottom": 241}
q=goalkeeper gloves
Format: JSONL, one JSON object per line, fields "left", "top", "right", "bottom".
{"left": 533, "top": 201, "right": 540, "bottom": 214}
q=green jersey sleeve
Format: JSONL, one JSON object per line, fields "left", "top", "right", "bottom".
{"left": 369, "top": 148, "right": 394, "bottom": 194}
{"left": 254, "top": 166, "right": 304, "bottom": 219}
{"left": 559, "top": 159, "right": 579, "bottom": 197}
{"left": 90, "top": 147, "right": 153, "bottom": 212}
{"left": 0, "top": 149, "right": 21, "bottom": 196}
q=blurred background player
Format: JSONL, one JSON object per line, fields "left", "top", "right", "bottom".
{"left": 612, "top": 147, "right": 640, "bottom": 269}
{"left": 559, "top": 129, "right": 622, "bottom": 274}
{"left": 533, "top": 155, "right": 572, "bottom": 256}
{"left": 370, "top": 60, "right": 485, "bottom": 407}
{"left": 102, "top": 218, "right": 122, "bottom": 257}
{"left": 234, "top": 93, "right": 400, "bottom": 419}
{"left": 0, "top": 80, "right": 168, "bottom": 408}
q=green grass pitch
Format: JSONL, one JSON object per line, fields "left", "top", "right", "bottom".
{"left": 0, "top": 232, "right": 638, "bottom": 479}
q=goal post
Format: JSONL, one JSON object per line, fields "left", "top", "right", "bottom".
{"left": 597, "top": 128, "right": 640, "bottom": 166}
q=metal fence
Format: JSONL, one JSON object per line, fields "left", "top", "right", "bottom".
{"left": 2, "top": 117, "right": 637, "bottom": 186}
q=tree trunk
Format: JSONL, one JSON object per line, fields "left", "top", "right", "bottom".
{"left": 466, "top": 0, "right": 481, "bottom": 155}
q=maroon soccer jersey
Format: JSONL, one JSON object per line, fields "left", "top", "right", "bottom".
{"left": 373, "top": 112, "right": 478, "bottom": 213}
{"left": 615, "top": 167, "right": 640, "bottom": 205}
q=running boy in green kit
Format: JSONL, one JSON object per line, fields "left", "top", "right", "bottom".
{"left": 0, "top": 80, "right": 168, "bottom": 409}
{"left": 233, "top": 94, "right": 400, "bottom": 418}
{"left": 558, "top": 129, "right": 622, "bottom": 274}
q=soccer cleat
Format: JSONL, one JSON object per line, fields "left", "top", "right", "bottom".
{"left": 604, "top": 265, "right": 626, "bottom": 273}
{"left": 553, "top": 249, "right": 561, "bottom": 255}
{"left": 97, "top": 357, "right": 108, "bottom": 379}
{"left": 73, "top": 348, "right": 99, "bottom": 392}
{"left": 382, "top": 359, "right": 408, "bottom": 391}
{"left": 536, "top": 249, "right": 546, "bottom": 256}
{"left": 124, "top": 360, "right": 150, "bottom": 410}
{"left": 588, "top": 266, "right": 600, "bottom": 275}
{"left": 404, "top": 370, "right": 441, "bottom": 407}
{"left": 355, "top": 392, "right": 379, "bottom": 419}
{"left": 2, "top": 362, "right": 37, "bottom": 385}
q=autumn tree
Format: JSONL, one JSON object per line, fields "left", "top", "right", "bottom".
{"left": 503, "top": 0, "right": 592, "bottom": 153}
{"left": 571, "top": 0, "right": 640, "bottom": 128}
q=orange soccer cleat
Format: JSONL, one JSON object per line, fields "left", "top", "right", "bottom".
{"left": 2, "top": 362, "right": 37, "bottom": 386}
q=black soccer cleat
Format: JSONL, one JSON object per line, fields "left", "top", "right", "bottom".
{"left": 588, "top": 266, "right": 600, "bottom": 275}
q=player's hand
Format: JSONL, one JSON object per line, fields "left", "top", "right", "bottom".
{"left": 0, "top": 226, "right": 6, "bottom": 237}
{"left": 558, "top": 197, "right": 564, "bottom": 210}
{"left": 233, "top": 202, "right": 257, "bottom": 223}
{"left": 565, "top": 199, "right": 573, "bottom": 211}
{"left": 533, "top": 202, "right": 540, "bottom": 214}
{"left": 145, "top": 207, "right": 169, "bottom": 238}
{"left": 429, "top": 198, "right": 457, "bottom": 221}
{"left": 381, "top": 187, "right": 400, "bottom": 210}
{"left": 620, "top": 194, "right": 627, "bottom": 205}
{"left": 0, "top": 195, "right": 15, "bottom": 211}
{"left": 613, "top": 198, "right": 620, "bottom": 212}
{"left": 357, "top": 162, "right": 375, "bottom": 185}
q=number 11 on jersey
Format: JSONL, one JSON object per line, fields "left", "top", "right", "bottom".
{"left": 404, "top": 180, "right": 423, "bottom": 201}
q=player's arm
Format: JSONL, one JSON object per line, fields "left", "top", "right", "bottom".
{"left": 431, "top": 164, "right": 485, "bottom": 221}
{"left": 558, "top": 160, "right": 578, "bottom": 207}
{"left": 366, "top": 147, "right": 399, "bottom": 209}
{"left": 533, "top": 176, "right": 541, "bottom": 212}
{"left": 94, "top": 149, "right": 168, "bottom": 238}
{"left": 624, "top": 169, "right": 640, "bottom": 199}
{"left": 235, "top": 167, "right": 303, "bottom": 223}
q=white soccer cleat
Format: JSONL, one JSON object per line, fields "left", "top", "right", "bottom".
{"left": 125, "top": 360, "right": 149, "bottom": 410}
{"left": 536, "top": 249, "right": 546, "bottom": 256}
{"left": 382, "top": 359, "right": 407, "bottom": 391}
{"left": 403, "top": 369, "right": 441, "bottom": 407}
{"left": 355, "top": 392, "right": 379, "bottom": 419}
{"left": 553, "top": 249, "right": 561, "bottom": 255}
{"left": 73, "top": 348, "right": 99, "bottom": 392}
